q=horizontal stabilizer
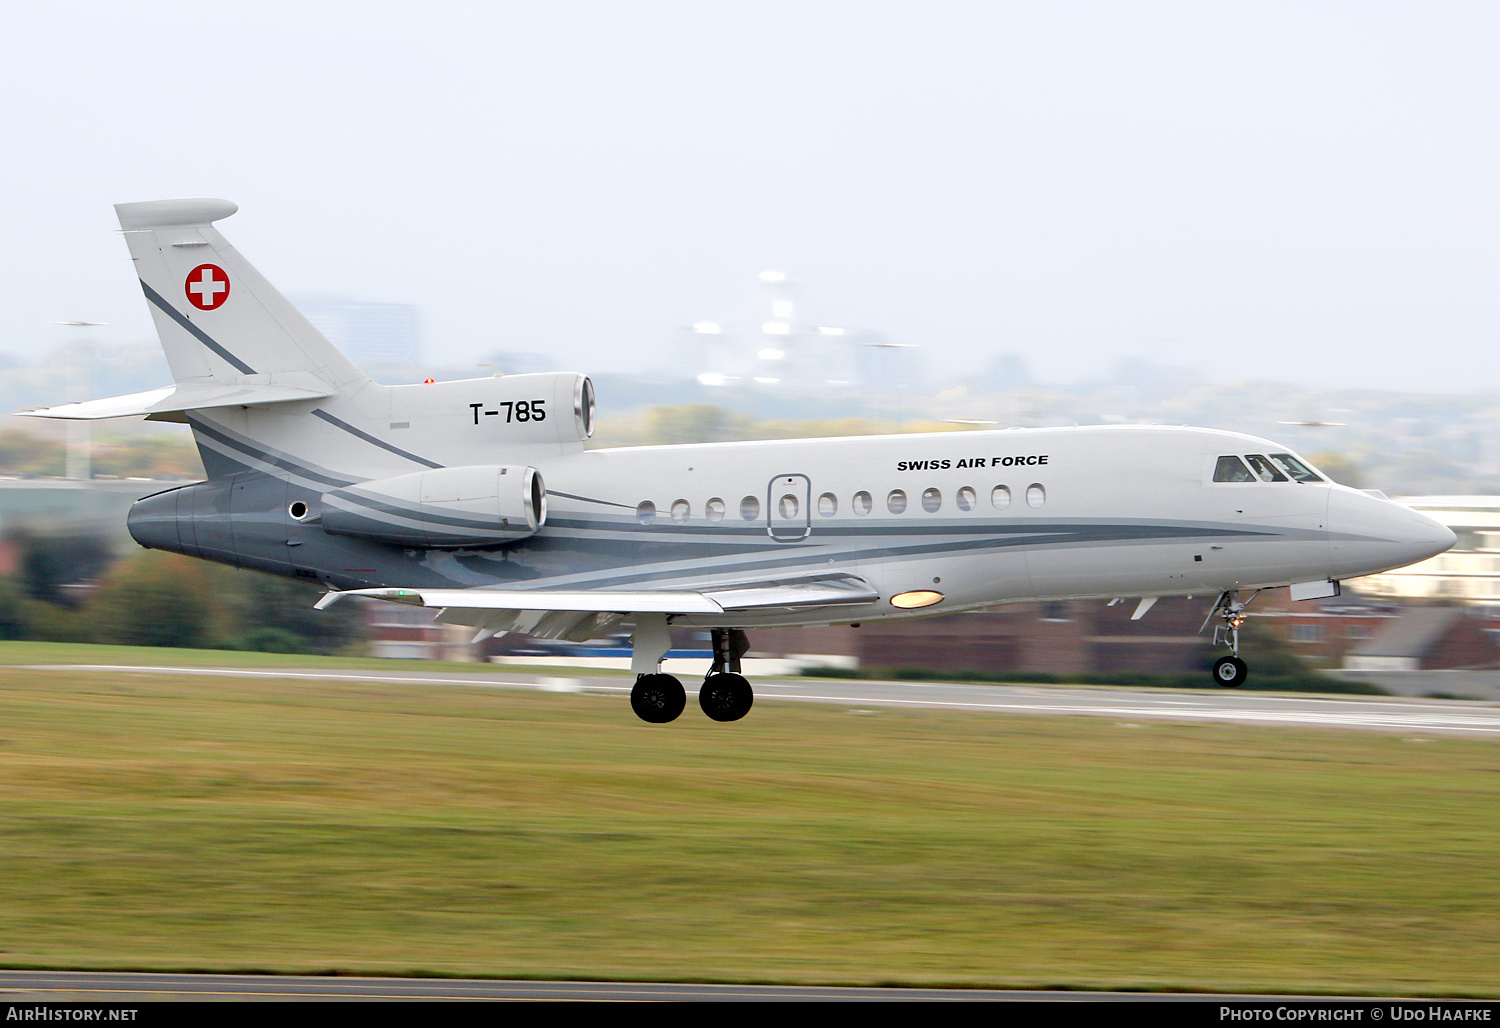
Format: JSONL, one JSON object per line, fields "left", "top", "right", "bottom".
{"left": 19, "top": 381, "right": 333, "bottom": 420}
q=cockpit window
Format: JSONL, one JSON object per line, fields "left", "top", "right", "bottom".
{"left": 1213, "top": 455, "right": 1255, "bottom": 482}
{"left": 1244, "top": 454, "right": 1288, "bottom": 482}
{"left": 1269, "top": 453, "right": 1324, "bottom": 483}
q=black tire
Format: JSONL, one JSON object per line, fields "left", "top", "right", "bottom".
{"left": 631, "top": 673, "right": 685, "bottom": 723}
{"left": 699, "top": 672, "right": 754, "bottom": 723}
{"left": 1212, "top": 655, "right": 1248, "bottom": 688}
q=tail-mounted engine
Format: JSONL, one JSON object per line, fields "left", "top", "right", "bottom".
{"left": 320, "top": 464, "right": 546, "bottom": 548}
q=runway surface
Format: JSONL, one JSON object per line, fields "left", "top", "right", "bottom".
{"left": 23, "top": 663, "right": 1500, "bottom": 736}
{"left": 0, "top": 969, "right": 1390, "bottom": 1001}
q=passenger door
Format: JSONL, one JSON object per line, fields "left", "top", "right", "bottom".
{"left": 767, "top": 473, "right": 812, "bottom": 541}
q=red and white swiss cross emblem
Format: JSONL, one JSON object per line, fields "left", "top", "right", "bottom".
{"left": 184, "top": 264, "right": 231, "bottom": 310}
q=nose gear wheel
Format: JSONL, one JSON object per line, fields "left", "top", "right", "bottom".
{"left": 1202, "top": 590, "right": 1258, "bottom": 688}
{"left": 1213, "top": 655, "right": 1248, "bottom": 688}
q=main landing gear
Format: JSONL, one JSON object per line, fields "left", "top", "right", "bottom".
{"left": 700, "top": 628, "right": 753, "bottom": 722}
{"left": 627, "top": 621, "right": 754, "bottom": 724}
{"left": 630, "top": 673, "right": 686, "bottom": 723}
{"left": 1204, "top": 590, "right": 1257, "bottom": 688}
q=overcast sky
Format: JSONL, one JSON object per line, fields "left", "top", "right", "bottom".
{"left": 3, "top": 2, "right": 1499, "bottom": 392}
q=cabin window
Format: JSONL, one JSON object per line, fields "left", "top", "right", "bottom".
{"left": 1245, "top": 454, "right": 1288, "bottom": 482}
{"left": 740, "top": 495, "right": 760, "bottom": 520}
{"left": 636, "top": 500, "right": 656, "bottom": 526}
{"left": 1269, "top": 453, "right": 1324, "bottom": 483}
{"left": 671, "top": 499, "right": 691, "bottom": 524}
{"left": 956, "top": 486, "right": 976, "bottom": 511}
{"left": 778, "top": 493, "right": 800, "bottom": 520}
{"left": 852, "top": 491, "right": 873, "bottom": 515}
{"left": 1026, "top": 483, "right": 1046, "bottom": 508}
{"left": 991, "top": 485, "right": 1011, "bottom": 510}
{"left": 705, "top": 497, "right": 726, "bottom": 522}
{"left": 921, "top": 487, "right": 942, "bottom": 513}
{"left": 1213, "top": 455, "right": 1255, "bottom": 482}
{"left": 817, "top": 492, "right": 838, "bottom": 517}
{"left": 887, "top": 489, "right": 908, "bottom": 514}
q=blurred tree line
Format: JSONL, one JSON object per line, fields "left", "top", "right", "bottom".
{"left": 0, "top": 534, "right": 366, "bottom": 654}
{"left": 0, "top": 429, "right": 203, "bottom": 478}
{"left": 588, "top": 404, "right": 987, "bottom": 448}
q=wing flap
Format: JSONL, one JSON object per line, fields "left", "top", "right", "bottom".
{"left": 320, "top": 587, "right": 726, "bottom": 614}
{"left": 317, "top": 574, "right": 881, "bottom": 640}
{"left": 703, "top": 573, "right": 880, "bottom": 610}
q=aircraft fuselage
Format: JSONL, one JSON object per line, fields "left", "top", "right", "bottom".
{"left": 127, "top": 421, "right": 1453, "bottom": 628}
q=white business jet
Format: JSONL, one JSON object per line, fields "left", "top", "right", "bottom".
{"left": 24, "top": 200, "right": 1455, "bottom": 722}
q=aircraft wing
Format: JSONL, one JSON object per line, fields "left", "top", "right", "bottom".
{"left": 317, "top": 573, "right": 880, "bottom": 642}
{"left": 19, "top": 381, "right": 333, "bottom": 420}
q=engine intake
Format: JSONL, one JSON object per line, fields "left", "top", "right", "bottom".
{"left": 321, "top": 465, "right": 545, "bottom": 548}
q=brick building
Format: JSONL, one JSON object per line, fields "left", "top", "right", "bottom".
{"left": 701, "top": 597, "right": 1218, "bottom": 677}
{"left": 1343, "top": 606, "right": 1500, "bottom": 671}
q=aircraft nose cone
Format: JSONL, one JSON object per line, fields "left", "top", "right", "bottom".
{"left": 1405, "top": 512, "right": 1457, "bottom": 562}
{"left": 1329, "top": 489, "right": 1456, "bottom": 579}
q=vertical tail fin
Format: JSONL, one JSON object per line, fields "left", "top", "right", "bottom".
{"left": 114, "top": 199, "right": 369, "bottom": 391}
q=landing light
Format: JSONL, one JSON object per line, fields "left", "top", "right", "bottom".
{"left": 890, "top": 590, "right": 944, "bottom": 609}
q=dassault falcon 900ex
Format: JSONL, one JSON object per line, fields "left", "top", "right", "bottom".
{"left": 26, "top": 199, "right": 1455, "bottom": 723}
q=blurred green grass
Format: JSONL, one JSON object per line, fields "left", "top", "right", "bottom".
{"left": 1, "top": 660, "right": 1499, "bottom": 994}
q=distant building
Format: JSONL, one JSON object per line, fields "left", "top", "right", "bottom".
{"left": 361, "top": 599, "right": 477, "bottom": 661}
{"left": 1250, "top": 598, "right": 1397, "bottom": 669}
{"left": 296, "top": 298, "right": 419, "bottom": 366}
{"left": 1342, "top": 606, "right": 1500, "bottom": 671}
{"left": 485, "top": 597, "right": 1220, "bottom": 676}
{"left": 1352, "top": 496, "right": 1500, "bottom": 612}
{"left": 685, "top": 271, "right": 917, "bottom": 394}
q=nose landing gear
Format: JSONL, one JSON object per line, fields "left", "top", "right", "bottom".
{"left": 1212, "top": 655, "right": 1248, "bottom": 688}
{"left": 1204, "top": 590, "right": 1257, "bottom": 688}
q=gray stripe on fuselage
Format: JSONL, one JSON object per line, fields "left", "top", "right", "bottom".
{"left": 497, "top": 520, "right": 1306, "bottom": 591}
{"left": 547, "top": 489, "right": 636, "bottom": 510}
{"left": 311, "top": 409, "right": 443, "bottom": 469}
{"left": 541, "top": 514, "right": 1283, "bottom": 542}
{"left": 327, "top": 492, "right": 527, "bottom": 534}
{"left": 187, "top": 416, "right": 358, "bottom": 487}
{"left": 140, "top": 280, "right": 257, "bottom": 375}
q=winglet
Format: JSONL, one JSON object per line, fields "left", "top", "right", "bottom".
{"left": 313, "top": 590, "right": 344, "bottom": 611}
